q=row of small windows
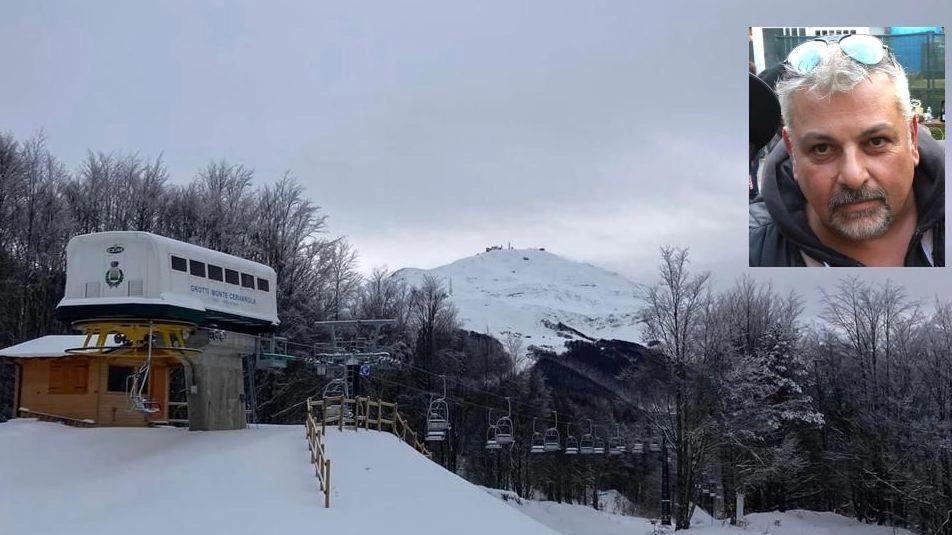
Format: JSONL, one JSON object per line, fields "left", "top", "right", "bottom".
{"left": 170, "top": 255, "right": 270, "bottom": 292}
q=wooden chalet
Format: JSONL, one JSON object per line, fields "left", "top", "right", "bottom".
{"left": 0, "top": 335, "right": 185, "bottom": 427}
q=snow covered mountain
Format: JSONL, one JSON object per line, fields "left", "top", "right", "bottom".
{"left": 394, "top": 248, "right": 642, "bottom": 357}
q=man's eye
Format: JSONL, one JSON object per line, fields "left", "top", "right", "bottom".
{"left": 868, "top": 136, "right": 888, "bottom": 148}
{"left": 810, "top": 144, "right": 830, "bottom": 155}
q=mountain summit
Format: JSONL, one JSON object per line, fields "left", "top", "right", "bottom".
{"left": 394, "top": 248, "right": 641, "bottom": 356}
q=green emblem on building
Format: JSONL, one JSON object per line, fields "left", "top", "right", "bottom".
{"left": 105, "top": 261, "right": 124, "bottom": 287}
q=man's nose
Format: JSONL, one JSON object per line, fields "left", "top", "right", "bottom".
{"left": 836, "top": 146, "right": 870, "bottom": 190}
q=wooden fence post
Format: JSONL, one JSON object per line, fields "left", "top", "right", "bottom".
{"left": 325, "top": 459, "right": 331, "bottom": 508}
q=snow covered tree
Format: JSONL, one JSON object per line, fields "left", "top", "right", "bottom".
{"left": 639, "top": 246, "right": 715, "bottom": 530}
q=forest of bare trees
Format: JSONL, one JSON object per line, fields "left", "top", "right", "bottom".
{"left": 1, "top": 131, "right": 950, "bottom": 533}
{"left": 638, "top": 247, "right": 952, "bottom": 534}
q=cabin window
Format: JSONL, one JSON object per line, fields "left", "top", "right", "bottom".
{"left": 171, "top": 255, "right": 187, "bottom": 272}
{"left": 225, "top": 268, "right": 239, "bottom": 285}
{"left": 241, "top": 273, "right": 255, "bottom": 289}
{"left": 257, "top": 278, "right": 270, "bottom": 292}
{"left": 107, "top": 365, "right": 146, "bottom": 393}
{"left": 189, "top": 260, "right": 206, "bottom": 278}
{"left": 49, "top": 359, "right": 89, "bottom": 395}
{"left": 207, "top": 264, "right": 224, "bottom": 282}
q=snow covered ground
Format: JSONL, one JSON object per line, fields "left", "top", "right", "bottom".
{"left": 486, "top": 487, "right": 916, "bottom": 535}
{"left": 395, "top": 248, "right": 642, "bottom": 357}
{"left": 0, "top": 419, "right": 557, "bottom": 535}
{"left": 0, "top": 420, "right": 916, "bottom": 535}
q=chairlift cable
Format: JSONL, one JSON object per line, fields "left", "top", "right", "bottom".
{"left": 367, "top": 374, "right": 634, "bottom": 433}
{"left": 272, "top": 333, "right": 650, "bottom": 434}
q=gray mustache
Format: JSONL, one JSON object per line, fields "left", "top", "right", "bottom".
{"left": 829, "top": 187, "right": 887, "bottom": 210}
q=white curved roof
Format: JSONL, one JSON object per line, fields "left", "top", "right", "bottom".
{"left": 0, "top": 336, "right": 118, "bottom": 358}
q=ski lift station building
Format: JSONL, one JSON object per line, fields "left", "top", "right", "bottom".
{"left": 0, "top": 231, "right": 279, "bottom": 429}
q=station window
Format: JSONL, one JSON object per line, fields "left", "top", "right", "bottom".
{"left": 241, "top": 273, "right": 255, "bottom": 289}
{"left": 257, "top": 278, "right": 270, "bottom": 292}
{"left": 225, "top": 268, "right": 239, "bottom": 285}
{"left": 171, "top": 255, "right": 187, "bottom": 272}
{"left": 107, "top": 365, "right": 144, "bottom": 393}
{"left": 207, "top": 264, "right": 224, "bottom": 282}
{"left": 49, "top": 359, "right": 89, "bottom": 395}
{"left": 189, "top": 260, "right": 206, "bottom": 278}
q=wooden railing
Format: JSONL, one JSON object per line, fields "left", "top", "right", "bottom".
{"left": 306, "top": 396, "right": 432, "bottom": 458}
{"left": 305, "top": 409, "right": 331, "bottom": 508}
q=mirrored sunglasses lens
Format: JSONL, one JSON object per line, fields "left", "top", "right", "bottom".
{"left": 787, "top": 41, "right": 826, "bottom": 74}
{"left": 839, "top": 35, "right": 885, "bottom": 64}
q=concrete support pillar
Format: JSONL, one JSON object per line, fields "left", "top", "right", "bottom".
{"left": 185, "top": 329, "right": 256, "bottom": 431}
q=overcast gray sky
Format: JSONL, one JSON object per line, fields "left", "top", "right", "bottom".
{"left": 1, "top": 0, "right": 949, "bottom": 310}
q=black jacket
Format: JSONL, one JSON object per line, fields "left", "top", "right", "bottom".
{"left": 749, "top": 129, "right": 945, "bottom": 267}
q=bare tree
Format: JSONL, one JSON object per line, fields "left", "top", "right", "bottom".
{"left": 503, "top": 331, "right": 525, "bottom": 373}
{"left": 639, "top": 246, "right": 714, "bottom": 529}
{"left": 356, "top": 266, "right": 408, "bottom": 324}
{"left": 409, "top": 274, "right": 459, "bottom": 363}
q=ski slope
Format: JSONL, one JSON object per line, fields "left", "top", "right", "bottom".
{"left": 0, "top": 420, "right": 916, "bottom": 535}
{"left": 0, "top": 420, "right": 558, "bottom": 535}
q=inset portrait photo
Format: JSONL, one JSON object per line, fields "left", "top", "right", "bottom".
{"left": 748, "top": 27, "right": 945, "bottom": 267}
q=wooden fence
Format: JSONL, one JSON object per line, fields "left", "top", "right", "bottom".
{"left": 303, "top": 396, "right": 437, "bottom": 507}
{"left": 304, "top": 408, "right": 331, "bottom": 508}
{"left": 306, "top": 395, "right": 431, "bottom": 457}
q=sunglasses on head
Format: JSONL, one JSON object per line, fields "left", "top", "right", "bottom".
{"left": 786, "top": 34, "right": 889, "bottom": 75}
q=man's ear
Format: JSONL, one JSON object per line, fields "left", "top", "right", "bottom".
{"left": 782, "top": 127, "right": 793, "bottom": 153}
{"left": 909, "top": 115, "right": 920, "bottom": 166}
{"left": 782, "top": 127, "right": 796, "bottom": 172}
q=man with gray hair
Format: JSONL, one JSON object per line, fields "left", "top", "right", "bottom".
{"left": 749, "top": 34, "right": 944, "bottom": 267}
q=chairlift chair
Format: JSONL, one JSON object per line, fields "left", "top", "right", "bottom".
{"left": 632, "top": 441, "right": 645, "bottom": 454}
{"left": 485, "top": 425, "right": 501, "bottom": 450}
{"left": 579, "top": 419, "right": 595, "bottom": 454}
{"left": 594, "top": 436, "right": 606, "bottom": 455}
{"left": 579, "top": 436, "right": 594, "bottom": 454}
{"left": 494, "top": 398, "right": 515, "bottom": 446}
{"left": 609, "top": 425, "right": 627, "bottom": 455}
{"left": 426, "top": 376, "right": 451, "bottom": 441}
{"left": 126, "top": 322, "right": 160, "bottom": 416}
{"left": 128, "top": 370, "right": 160, "bottom": 415}
{"left": 495, "top": 416, "right": 514, "bottom": 446}
{"left": 322, "top": 378, "right": 348, "bottom": 420}
{"left": 425, "top": 416, "right": 448, "bottom": 441}
{"left": 565, "top": 424, "right": 579, "bottom": 455}
{"left": 543, "top": 411, "right": 561, "bottom": 452}
{"left": 427, "top": 398, "right": 450, "bottom": 432}
{"left": 530, "top": 418, "right": 545, "bottom": 454}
